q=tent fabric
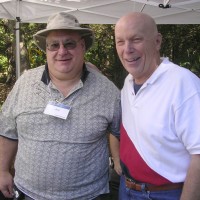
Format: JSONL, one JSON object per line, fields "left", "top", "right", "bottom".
{"left": 0, "top": 0, "right": 200, "bottom": 24}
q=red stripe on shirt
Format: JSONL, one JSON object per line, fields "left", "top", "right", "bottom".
{"left": 120, "top": 123, "right": 171, "bottom": 185}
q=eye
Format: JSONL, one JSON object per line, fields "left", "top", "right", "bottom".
{"left": 47, "top": 42, "right": 60, "bottom": 51}
{"left": 116, "top": 40, "right": 125, "bottom": 46}
{"left": 50, "top": 43, "right": 60, "bottom": 49}
{"left": 133, "top": 38, "right": 142, "bottom": 43}
{"left": 64, "top": 40, "right": 77, "bottom": 49}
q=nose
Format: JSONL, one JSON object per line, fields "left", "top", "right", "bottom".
{"left": 58, "top": 44, "right": 69, "bottom": 54}
{"left": 124, "top": 41, "right": 134, "bottom": 53}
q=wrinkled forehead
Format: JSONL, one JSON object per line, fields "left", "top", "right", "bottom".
{"left": 115, "top": 19, "right": 146, "bottom": 40}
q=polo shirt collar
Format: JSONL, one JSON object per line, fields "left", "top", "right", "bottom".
{"left": 127, "top": 57, "right": 170, "bottom": 86}
{"left": 145, "top": 57, "right": 170, "bottom": 85}
{"left": 41, "top": 63, "right": 89, "bottom": 85}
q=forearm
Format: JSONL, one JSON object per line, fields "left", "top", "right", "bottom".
{"left": 109, "top": 134, "right": 120, "bottom": 161}
{"left": 109, "top": 133, "right": 122, "bottom": 175}
{"left": 0, "top": 136, "right": 17, "bottom": 198}
{"left": 0, "top": 136, "right": 18, "bottom": 172}
{"left": 180, "top": 154, "right": 200, "bottom": 200}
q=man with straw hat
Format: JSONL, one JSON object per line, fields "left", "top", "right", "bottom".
{"left": 0, "top": 12, "right": 121, "bottom": 200}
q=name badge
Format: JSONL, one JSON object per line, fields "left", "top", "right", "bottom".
{"left": 44, "top": 101, "right": 71, "bottom": 119}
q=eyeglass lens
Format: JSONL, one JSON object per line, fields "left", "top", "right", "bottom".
{"left": 46, "top": 39, "right": 81, "bottom": 51}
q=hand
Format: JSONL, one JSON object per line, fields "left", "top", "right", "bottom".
{"left": 113, "top": 158, "right": 122, "bottom": 176}
{"left": 0, "top": 171, "right": 14, "bottom": 198}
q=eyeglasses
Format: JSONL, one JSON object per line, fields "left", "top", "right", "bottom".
{"left": 46, "top": 38, "right": 82, "bottom": 51}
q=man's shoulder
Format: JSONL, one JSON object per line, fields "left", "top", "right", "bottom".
{"left": 19, "top": 65, "right": 45, "bottom": 82}
{"left": 23, "top": 65, "right": 45, "bottom": 76}
{"left": 87, "top": 67, "right": 119, "bottom": 91}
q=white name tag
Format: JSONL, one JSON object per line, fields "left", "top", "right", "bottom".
{"left": 44, "top": 101, "right": 71, "bottom": 119}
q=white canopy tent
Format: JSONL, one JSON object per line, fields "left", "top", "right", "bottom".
{"left": 0, "top": 0, "right": 200, "bottom": 78}
{"left": 0, "top": 0, "right": 200, "bottom": 24}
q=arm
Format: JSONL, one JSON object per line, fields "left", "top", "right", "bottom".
{"left": 109, "top": 134, "right": 122, "bottom": 175}
{"left": 180, "top": 154, "right": 200, "bottom": 200}
{"left": 0, "top": 136, "right": 18, "bottom": 198}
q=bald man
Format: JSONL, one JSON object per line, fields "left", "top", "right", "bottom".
{"left": 114, "top": 12, "right": 200, "bottom": 200}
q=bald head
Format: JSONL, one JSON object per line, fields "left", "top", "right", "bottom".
{"left": 115, "top": 12, "right": 158, "bottom": 39}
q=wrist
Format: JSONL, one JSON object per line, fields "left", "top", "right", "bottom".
{"left": 112, "top": 156, "right": 120, "bottom": 161}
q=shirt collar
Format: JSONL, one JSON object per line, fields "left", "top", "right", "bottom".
{"left": 41, "top": 62, "right": 89, "bottom": 85}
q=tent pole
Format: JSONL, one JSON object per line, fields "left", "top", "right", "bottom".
{"left": 16, "top": 0, "right": 20, "bottom": 79}
{"left": 15, "top": 19, "right": 20, "bottom": 79}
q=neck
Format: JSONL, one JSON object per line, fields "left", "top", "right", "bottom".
{"left": 134, "top": 58, "right": 161, "bottom": 85}
{"left": 50, "top": 71, "right": 82, "bottom": 97}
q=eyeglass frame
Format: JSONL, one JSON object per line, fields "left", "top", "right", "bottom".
{"left": 46, "top": 37, "right": 84, "bottom": 51}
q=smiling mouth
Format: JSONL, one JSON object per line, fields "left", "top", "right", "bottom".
{"left": 57, "top": 58, "right": 71, "bottom": 61}
{"left": 126, "top": 57, "right": 140, "bottom": 62}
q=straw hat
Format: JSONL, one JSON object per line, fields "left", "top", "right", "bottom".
{"left": 33, "top": 12, "right": 94, "bottom": 51}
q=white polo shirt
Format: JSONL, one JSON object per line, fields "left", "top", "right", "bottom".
{"left": 121, "top": 58, "right": 200, "bottom": 182}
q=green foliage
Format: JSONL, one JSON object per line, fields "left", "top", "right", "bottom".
{"left": 180, "top": 55, "right": 200, "bottom": 77}
{"left": 27, "top": 40, "right": 46, "bottom": 68}
{"left": 0, "top": 19, "right": 15, "bottom": 82}
{"left": 0, "top": 55, "right": 9, "bottom": 71}
{"left": 158, "top": 24, "right": 200, "bottom": 77}
{"left": 21, "top": 23, "right": 46, "bottom": 68}
{"left": 85, "top": 24, "right": 127, "bottom": 88}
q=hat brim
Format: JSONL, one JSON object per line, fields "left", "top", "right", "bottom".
{"left": 33, "top": 27, "right": 94, "bottom": 52}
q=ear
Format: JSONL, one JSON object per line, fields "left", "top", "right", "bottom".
{"left": 81, "top": 39, "right": 86, "bottom": 51}
{"left": 155, "top": 33, "right": 162, "bottom": 51}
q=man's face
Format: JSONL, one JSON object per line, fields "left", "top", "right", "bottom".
{"left": 46, "top": 30, "right": 85, "bottom": 80}
{"left": 115, "top": 15, "right": 161, "bottom": 84}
